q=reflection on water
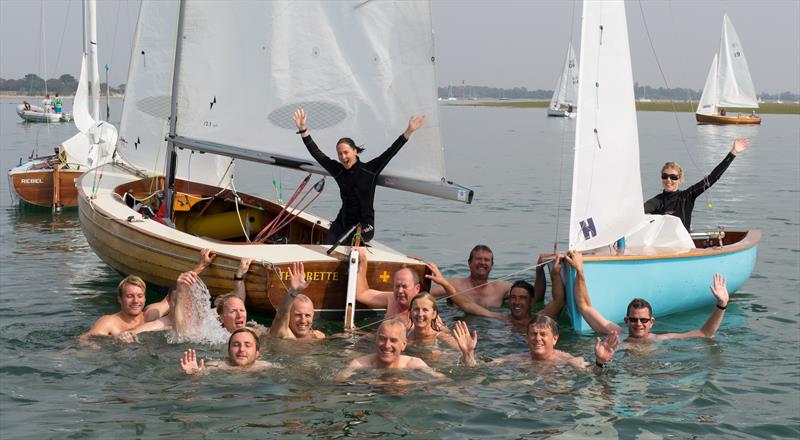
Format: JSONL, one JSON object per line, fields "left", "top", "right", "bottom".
{"left": 0, "top": 103, "right": 798, "bottom": 438}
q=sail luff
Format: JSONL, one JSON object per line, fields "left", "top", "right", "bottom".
{"left": 568, "top": 0, "right": 645, "bottom": 251}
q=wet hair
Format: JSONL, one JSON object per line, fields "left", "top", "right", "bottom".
{"left": 410, "top": 292, "right": 442, "bottom": 332}
{"left": 626, "top": 298, "right": 653, "bottom": 317}
{"left": 337, "top": 137, "right": 365, "bottom": 154}
{"left": 117, "top": 275, "right": 146, "bottom": 297}
{"left": 395, "top": 267, "right": 420, "bottom": 286}
{"left": 377, "top": 318, "right": 407, "bottom": 341}
{"left": 468, "top": 244, "right": 494, "bottom": 263}
{"left": 510, "top": 280, "right": 535, "bottom": 298}
{"left": 527, "top": 315, "right": 559, "bottom": 337}
{"left": 227, "top": 327, "right": 260, "bottom": 352}
{"left": 661, "top": 162, "right": 683, "bottom": 178}
{"left": 214, "top": 293, "right": 244, "bottom": 315}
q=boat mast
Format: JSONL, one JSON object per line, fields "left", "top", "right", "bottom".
{"left": 163, "top": 0, "right": 188, "bottom": 224}
{"left": 87, "top": 0, "right": 100, "bottom": 121}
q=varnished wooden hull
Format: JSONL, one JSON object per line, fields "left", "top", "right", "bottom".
{"left": 77, "top": 164, "right": 428, "bottom": 314}
{"left": 555, "top": 230, "right": 761, "bottom": 332}
{"left": 695, "top": 112, "right": 762, "bottom": 125}
{"left": 8, "top": 159, "right": 82, "bottom": 208}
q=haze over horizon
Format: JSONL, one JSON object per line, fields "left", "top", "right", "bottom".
{"left": 1, "top": 0, "right": 798, "bottom": 94}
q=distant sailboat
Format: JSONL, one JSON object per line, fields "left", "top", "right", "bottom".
{"left": 547, "top": 42, "right": 578, "bottom": 117}
{"left": 695, "top": 14, "right": 761, "bottom": 124}
{"left": 554, "top": 1, "right": 759, "bottom": 332}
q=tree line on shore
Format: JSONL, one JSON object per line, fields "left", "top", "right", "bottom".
{"left": 0, "top": 74, "right": 124, "bottom": 96}
{"left": 439, "top": 83, "right": 798, "bottom": 102}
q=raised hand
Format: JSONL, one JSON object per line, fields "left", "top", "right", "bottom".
{"left": 453, "top": 321, "right": 477, "bottom": 366}
{"left": 180, "top": 349, "right": 205, "bottom": 375}
{"left": 551, "top": 254, "right": 563, "bottom": 277}
{"left": 176, "top": 271, "right": 199, "bottom": 288}
{"left": 236, "top": 258, "right": 253, "bottom": 279}
{"left": 564, "top": 250, "right": 584, "bottom": 274}
{"left": 193, "top": 248, "right": 216, "bottom": 273}
{"left": 595, "top": 332, "right": 619, "bottom": 365}
{"left": 293, "top": 108, "right": 307, "bottom": 131}
{"left": 730, "top": 137, "right": 749, "bottom": 156}
{"left": 404, "top": 115, "right": 425, "bottom": 138}
{"left": 710, "top": 273, "right": 729, "bottom": 308}
{"left": 424, "top": 262, "right": 446, "bottom": 286}
{"left": 288, "top": 261, "right": 311, "bottom": 292}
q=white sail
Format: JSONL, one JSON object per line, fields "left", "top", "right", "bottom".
{"left": 116, "top": 0, "right": 230, "bottom": 187}
{"left": 549, "top": 43, "right": 578, "bottom": 111}
{"left": 696, "top": 54, "right": 719, "bottom": 116}
{"left": 717, "top": 14, "right": 758, "bottom": 109}
{"left": 173, "top": 0, "right": 445, "bottom": 184}
{"left": 568, "top": 1, "right": 646, "bottom": 251}
{"left": 73, "top": 53, "right": 94, "bottom": 134}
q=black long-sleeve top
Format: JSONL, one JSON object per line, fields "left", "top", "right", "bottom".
{"left": 643, "top": 152, "right": 736, "bottom": 231}
{"left": 303, "top": 133, "right": 408, "bottom": 230}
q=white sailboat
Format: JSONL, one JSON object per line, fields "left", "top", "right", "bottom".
{"left": 9, "top": 0, "right": 116, "bottom": 209}
{"left": 555, "top": 1, "right": 759, "bottom": 332}
{"left": 695, "top": 14, "right": 761, "bottom": 124}
{"left": 77, "top": 1, "right": 472, "bottom": 322}
{"left": 547, "top": 42, "right": 578, "bottom": 117}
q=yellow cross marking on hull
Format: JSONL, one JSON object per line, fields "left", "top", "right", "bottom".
{"left": 379, "top": 271, "right": 390, "bottom": 283}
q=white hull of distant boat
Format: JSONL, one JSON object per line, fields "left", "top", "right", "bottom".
{"left": 554, "top": 1, "right": 759, "bottom": 332}
{"left": 16, "top": 104, "right": 72, "bottom": 123}
{"left": 547, "top": 108, "right": 576, "bottom": 118}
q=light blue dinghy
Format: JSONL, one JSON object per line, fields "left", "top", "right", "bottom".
{"left": 552, "top": 1, "right": 760, "bottom": 332}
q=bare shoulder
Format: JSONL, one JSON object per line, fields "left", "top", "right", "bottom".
{"left": 349, "top": 354, "right": 374, "bottom": 369}
{"left": 89, "top": 314, "right": 123, "bottom": 336}
{"left": 312, "top": 329, "right": 327, "bottom": 339}
{"left": 403, "top": 355, "right": 430, "bottom": 369}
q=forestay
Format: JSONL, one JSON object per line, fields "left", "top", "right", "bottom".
{"left": 568, "top": 1, "right": 646, "bottom": 251}
{"left": 116, "top": 0, "right": 230, "bottom": 187}
{"left": 549, "top": 43, "right": 578, "bottom": 111}
{"left": 173, "top": 0, "right": 446, "bottom": 185}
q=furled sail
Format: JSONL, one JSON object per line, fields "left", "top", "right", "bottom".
{"left": 116, "top": 0, "right": 230, "bottom": 187}
{"left": 568, "top": 1, "right": 646, "bottom": 251}
{"left": 549, "top": 43, "right": 578, "bottom": 111}
{"left": 717, "top": 13, "right": 758, "bottom": 109}
{"left": 172, "top": 1, "right": 452, "bottom": 191}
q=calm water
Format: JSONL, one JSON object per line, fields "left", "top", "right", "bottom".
{"left": 1, "top": 98, "right": 798, "bottom": 438}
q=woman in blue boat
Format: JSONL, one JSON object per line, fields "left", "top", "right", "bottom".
{"left": 293, "top": 108, "right": 425, "bottom": 244}
{"left": 644, "top": 137, "right": 749, "bottom": 231}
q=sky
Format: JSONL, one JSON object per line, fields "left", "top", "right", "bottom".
{"left": 1, "top": 0, "right": 798, "bottom": 94}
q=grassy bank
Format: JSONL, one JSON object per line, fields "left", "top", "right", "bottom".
{"left": 448, "top": 100, "right": 800, "bottom": 115}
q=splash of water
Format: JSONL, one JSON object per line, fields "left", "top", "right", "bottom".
{"left": 166, "top": 277, "right": 230, "bottom": 345}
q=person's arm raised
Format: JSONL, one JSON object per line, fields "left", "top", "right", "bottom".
{"left": 427, "top": 262, "right": 504, "bottom": 319}
{"left": 355, "top": 247, "right": 389, "bottom": 308}
{"left": 565, "top": 251, "right": 622, "bottom": 335}
{"left": 179, "top": 349, "right": 206, "bottom": 375}
{"left": 192, "top": 248, "right": 216, "bottom": 275}
{"left": 453, "top": 321, "right": 478, "bottom": 367}
{"left": 231, "top": 258, "right": 253, "bottom": 301}
{"left": 539, "top": 255, "right": 565, "bottom": 320}
{"left": 271, "top": 262, "right": 310, "bottom": 339}
{"left": 661, "top": 274, "right": 729, "bottom": 340}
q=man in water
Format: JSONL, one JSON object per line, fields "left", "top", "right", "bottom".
{"left": 179, "top": 327, "right": 272, "bottom": 374}
{"left": 79, "top": 275, "right": 148, "bottom": 342}
{"left": 567, "top": 251, "right": 730, "bottom": 341}
{"left": 429, "top": 255, "right": 566, "bottom": 328}
{"left": 429, "top": 245, "right": 511, "bottom": 308}
{"left": 453, "top": 316, "right": 619, "bottom": 370}
{"left": 336, "top": 319, "right": 445, "bottom": 380}
{"left": 121, "top": 249, "right": 255, "bottom": 340}
{"left": 269, "top": 262, "right": 326, "bottom": 340}
{"left": 356, "top": 249, "right": 422, "bottom": 329}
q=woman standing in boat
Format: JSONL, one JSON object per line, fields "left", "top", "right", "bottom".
{"left": 644, "top": 137, "right": 749, "bottom": 231}
{"left": 293, "top": 108, "right": 425, "bottom": 244}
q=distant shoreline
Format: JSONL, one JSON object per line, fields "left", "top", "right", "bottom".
{"left": 0, "top": 93, "right": 124, "bottom": 99}
{"left": 444, "top": 99, "right": 800, "bottom": 115}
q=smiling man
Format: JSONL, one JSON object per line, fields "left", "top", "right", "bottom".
{"left": 567, "top": 251, "right": 731, "bottom": 342}
{"left": 269, "top": 263, "right": 326, "bottom": 340}
{"left": 429, "top": 245, "right": 512, "bottom": 308}
{"left": 337, "top": 319, "right": 444, "bottom": 380}
{"left": 79, "top": 275, "right": 148, "bottom": 343}
{"left": 179, "top": 327, "right": 273, "bottom": 374}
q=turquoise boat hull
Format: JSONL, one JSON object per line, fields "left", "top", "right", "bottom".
{"left": 559, "top": 230, "right": 760, "bottom": 333}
